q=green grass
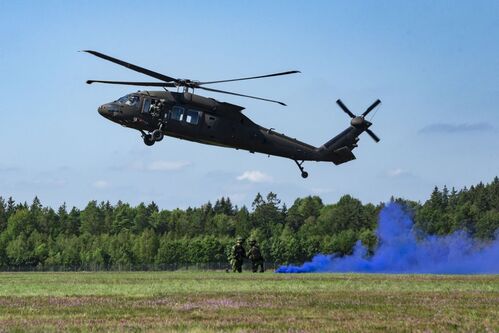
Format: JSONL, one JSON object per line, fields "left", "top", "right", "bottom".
{"left": 0, "top": 271, "right": 498, "bottom": 332}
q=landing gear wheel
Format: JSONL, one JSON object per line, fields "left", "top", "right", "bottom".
{"left": 143, "top": 134, "right": 155, "bottom": 146}
{"left": 294, "top": 160, "right": 309, "bottom": 179}
{"left": 152, "top": 129, "right": 164, "bottom": 142}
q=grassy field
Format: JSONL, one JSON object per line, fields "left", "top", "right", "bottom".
{"left": 0, "top": 271, "right": 497, "bottom": 332}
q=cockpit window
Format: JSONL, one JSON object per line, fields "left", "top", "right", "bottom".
{"left": 116, "top": 94, "right": 140, "bottom": 106}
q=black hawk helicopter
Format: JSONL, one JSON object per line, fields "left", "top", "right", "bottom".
{"left": 84, "top": 50, "right": 381, "bottom": 178}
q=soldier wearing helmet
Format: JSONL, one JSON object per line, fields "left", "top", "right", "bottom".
{"left": 247, "top": 239, "right": 265, "bottom": 273}
{"left": 230, "top": 236, "right": 247, "bottom": 273}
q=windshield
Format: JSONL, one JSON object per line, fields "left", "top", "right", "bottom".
{"left": 116, "top": 94, "right": 140, "bottom": 106}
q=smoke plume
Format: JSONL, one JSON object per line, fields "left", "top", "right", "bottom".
{"left": 277, "top": 203, "right": 499, "bottom": 274}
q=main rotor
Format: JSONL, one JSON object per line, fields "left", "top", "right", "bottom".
{"left": 82, "top": 50, "right": 300, "bottom": 106}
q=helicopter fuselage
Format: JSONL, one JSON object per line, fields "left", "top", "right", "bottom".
{"left": 98, "top": 90, "right": 362, "bottom": 166}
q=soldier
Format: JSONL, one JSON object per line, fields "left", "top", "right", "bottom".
{"left": 150, "top": 99, "right": 162, "bottom": 117}
{"left": 230, "top": 236, "right": 246, "bottom": 273}
{"left": 247, "top": 239, "right": 265, "bottom": 273}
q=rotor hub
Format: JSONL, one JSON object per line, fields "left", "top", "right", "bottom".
{"left": 337, "top": 99, "right": 381, "bottom": 143}
{"left": 351, "top": 116, "right": 365, "bottom": 127}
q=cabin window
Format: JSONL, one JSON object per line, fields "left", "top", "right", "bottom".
{"left": 171, "top": 106, "right": 184, "bottom": 121}
{"left": 185, "top": 109, "right": 201, "bottom": 125}
{"left": 142, "top": 99, "right": 151, "bottom": 113}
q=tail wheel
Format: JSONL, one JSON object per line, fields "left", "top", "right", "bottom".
{"left": 294, "top": 160, "right": 309, "bottom": 179}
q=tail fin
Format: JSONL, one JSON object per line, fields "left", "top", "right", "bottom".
{"left": 320, "top": 127, "right": 358, "bottom": 165}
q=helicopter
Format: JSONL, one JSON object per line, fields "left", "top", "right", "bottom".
{"left": 83, "top": 50, "right": 381, "bottom": 178}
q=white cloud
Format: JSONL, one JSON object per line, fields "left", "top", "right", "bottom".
{"left": 237, "top": 170, "right": 272, "bottom": 183}
{"left": 129, "top": 160, "right": 191, "bottom": 172}
{"left": 147, "top": 160, "right": 191, "bottom": 171}
{"left": 419, "top": 122, "right": 495, "bottom": 134}
{"left": 387, "top": 168, "right": 413, "bottom": 178}
{"left": 92, "top": 180, "right": 110, "bottom": 189}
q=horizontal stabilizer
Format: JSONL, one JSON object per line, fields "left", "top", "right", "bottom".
{"left": 331, "top": 147, "right": 356, "bottom": 165}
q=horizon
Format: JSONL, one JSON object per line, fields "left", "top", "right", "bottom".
{"left": 3, "top": 175, "right": 497, "bottom": 211}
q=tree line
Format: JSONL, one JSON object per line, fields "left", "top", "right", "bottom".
{"left": 0, "top": 177, "right": 498, "bottom": 269}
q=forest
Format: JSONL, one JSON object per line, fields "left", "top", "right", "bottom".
{"left": 0, "top": 177, "right": 498, "bottom": 270}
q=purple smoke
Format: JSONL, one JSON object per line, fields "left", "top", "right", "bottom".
{"left": 277, "top": 203, "right": 499, "bottom": 274}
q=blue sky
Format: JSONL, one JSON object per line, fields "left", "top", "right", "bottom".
{"left": 1, "top": 1, "right": 498, "bottom": 209}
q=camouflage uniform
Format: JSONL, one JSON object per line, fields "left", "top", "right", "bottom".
{"left": 231, "top": 237, "right": 246, "bottom": 273}
{"left": 247, "top": 240, "right": 265, "bottom": 273}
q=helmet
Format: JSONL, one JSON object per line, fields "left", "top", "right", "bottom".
{"left": 249, "top": 239, "right": 256, "bottom": 245}
{"left": 236, "top": 236, "right": 244, "bottom": 243}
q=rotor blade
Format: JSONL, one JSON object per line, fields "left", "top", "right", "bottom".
{"left": 86, "top": 80, "right": 176, "bottom": 87}
{"left": 365, "top": 128, "right": 380, "bottom": 142}
{"left": 336, "top": 99, "right": 355, "bottom": 118}
{"left": 82, "top": 50, "right": 178, "bottom": 83}
{"left": 198, "top": 70, "right": 300, "bottom": 85}
{"left": 362, "top": 99, "right": 381, "bottom": 117}
{"left": 197, "top": 86, "right": 287, "bottom": 106}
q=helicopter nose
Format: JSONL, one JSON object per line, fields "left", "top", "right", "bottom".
{"left": 98, "top": 104, "right": 117, "bottom": 118}
{"left": 98, "top": 105, "right": 106, "bottom": 117}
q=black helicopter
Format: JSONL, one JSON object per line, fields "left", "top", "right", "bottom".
{"left": 84, "top": 50, "right": 381, "bottom": 178}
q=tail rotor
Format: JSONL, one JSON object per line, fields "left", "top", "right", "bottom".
{"left": 336, "top": 99, "right": 381, "bottom": 143}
